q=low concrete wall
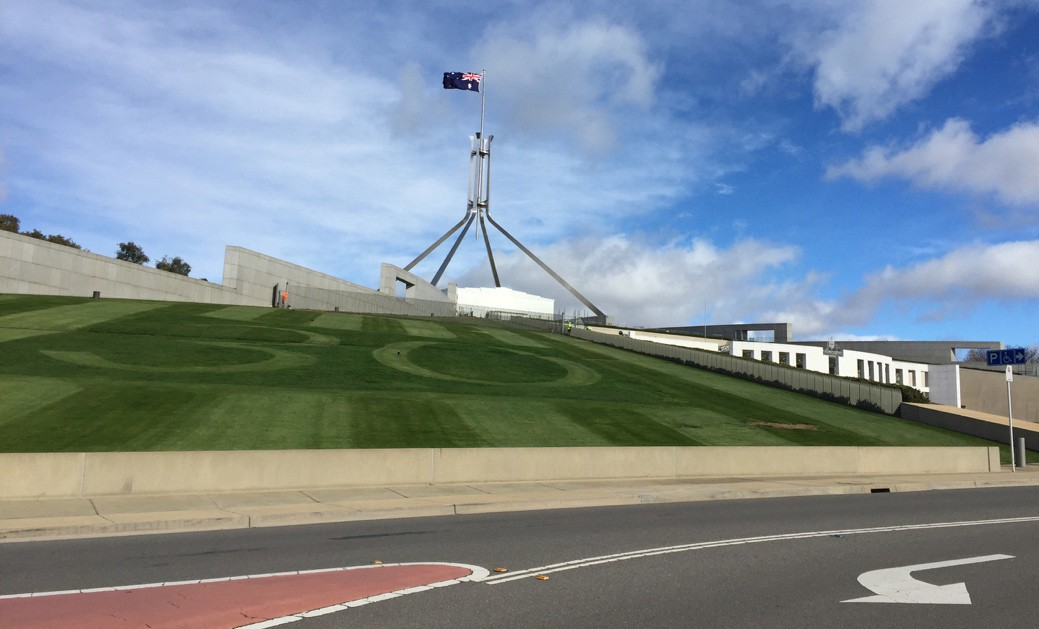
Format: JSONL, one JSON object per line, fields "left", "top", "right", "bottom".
{"left": 901, "top": 403, "right": 1039, "bottom": 451}
{"left": 0, "top": 446, "right": 999, "bottom": 499}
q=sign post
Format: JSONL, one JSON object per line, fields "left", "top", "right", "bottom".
{"left": 1007, "top": 365, "right": 1016, "bottom": 471}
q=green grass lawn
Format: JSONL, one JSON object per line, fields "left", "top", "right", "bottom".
{"left": 0, "top": 295, "right": 1006, "bottom": 454}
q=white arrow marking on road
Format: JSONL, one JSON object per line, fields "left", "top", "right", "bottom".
{"left": 843, "top": 554, "right": 1013, "bottom": 604}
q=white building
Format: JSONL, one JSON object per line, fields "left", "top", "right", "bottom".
{"left": 452, "top": 286, "right": 555, "bottom": 320}
{"left": 593, "top": 325, "right": 933, "bottom": 395}
{"left": 728, "top": 340, "right": 930, "bottom": 394}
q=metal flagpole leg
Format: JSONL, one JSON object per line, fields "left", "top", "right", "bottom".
{"left": 485, "top": 212, "right": 606, "bottom": 319}
{"left": 405, "top": 215, "right": 470, "bottom": 271}
{"left": 431, "top": 213, "right": 476, "bottom": 285}
{"left": 479, "top": 211, "right": 500, "bottom": 287}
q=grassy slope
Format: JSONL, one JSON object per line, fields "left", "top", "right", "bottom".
{"left": 0, "top": 295, "right": 1002, "bottom": 453}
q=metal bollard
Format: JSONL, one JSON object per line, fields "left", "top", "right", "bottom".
{"left": 1016, "top": 438, "right": 1027, "bottom": 468}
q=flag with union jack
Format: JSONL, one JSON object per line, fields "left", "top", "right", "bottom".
{"left": 443, "top": 71, "right": 481, "bottom": 92}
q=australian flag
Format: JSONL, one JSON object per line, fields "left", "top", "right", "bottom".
{"left": 443, "top": 71, "right": 481, "bottom": 92}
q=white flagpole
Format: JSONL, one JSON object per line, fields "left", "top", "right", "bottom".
{"left": 479, "top": 68, "right": 486, "bottom": 138}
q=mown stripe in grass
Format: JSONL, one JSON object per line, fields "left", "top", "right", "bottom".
{"left": 473, "top": 328, "right": 548, "bottom": 348}
{"left": 398, "top": 319, "right": 455, "bottom": 338}
{"left": 361, "top": 316, "right": 406, "bottom": 334}
{"left": 349, "top": 393, "right": 484, "bottom": 448}
{"left": 447, "top": 396, "right": 626, "bottom": 447}
{"left": 308, "top": 312, "right": 365, "bottom": 331}
{"left": 0, "top": 328, "right": 55, "bottom": 343}
{"left": 373, "top": 341, "right": 600, "bottom": 387}
{"left": 40, "top": 343, "right": 316, "bottom": 373}
{"left": 202, "top": 306, "right": 271, "bottom": 321}
{"left": 556, "top": 401, "right": 705, "bottom": 446}
{"left": 0, "top": 382, "right": 206, "bottom": 451}
{"left": 0, "top": 376, "right": 82, "bottom": 428}
{"left": 0, "top": 300, "right": 167, "bottom": 331}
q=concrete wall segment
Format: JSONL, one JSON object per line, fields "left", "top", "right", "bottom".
{"left": 0, "top": 230, "right": 260, "bottom": 305}
{"left": 901, "top": 403, "right": 1039, "bottom": 456}
{"left": 960, "top": 367, "right": 1039, "bottom": 422}
{"left": 77, "top": 449, "right": 433, "bottom": 495}
{"left": 0, "top": 453, "right": 86, "bottom": 498}
{"left": 0, "top": 447, "right": 999, "bottom": 499}
{"left": 929, "top": 364, "right": 962, "bottom": 407}
{"left": 432, "top": 447, "right": 678, "bottom": 484}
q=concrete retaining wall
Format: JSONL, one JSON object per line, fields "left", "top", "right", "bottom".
{"left": 223, "top": 246, "right": 378, "bottom": 307}
{"left": 0, "top": 231, "right": 381, "bottom": 310}
{"left": 900, "top": 403, "right": 1039, "bottom": 451}
{"left": 960, "top": 367, "right": 1039, "bottom": 423}
{"left": 0, "top": 446, "right": 999, "bottom": 499}
{"left": 0, "top": 230, "right": 258, "bottom": 305}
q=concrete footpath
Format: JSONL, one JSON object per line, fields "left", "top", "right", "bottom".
{"left": 4, "top": 467, "right": 1039, "bottom": 543}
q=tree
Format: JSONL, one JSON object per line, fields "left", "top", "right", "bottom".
{"left": 0, "top": 214, "right": 19, "bottom": 233}
{"left": 43, "top": 234, "right": 82, "bottom": 249}
{"left": 155, "top": 255, "right": 191, "bottom": 276}
{"left": 116, "top": 241, "right": 150, "bottom": 264}
{"left": 23, "top": 229, "right": 81, "bottom": 249}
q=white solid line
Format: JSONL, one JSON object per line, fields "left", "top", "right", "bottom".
{"left": 0, "top": 561, "right": 490, "bottom": 600}
{"left": 482, "top": 515, "right": 1039, "bottom": 584}
{"left": 0, "top": 562, "right": 491, "bottom": 629}
{"left": 299, "top": 604, "right": 348, "bottom": 618}
{"left": 239, "top": 618, "right": 300, "bottom": 629}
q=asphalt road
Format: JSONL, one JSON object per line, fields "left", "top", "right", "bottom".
{"left": 4, "top": 487, "right": 1039, "bottom": 628}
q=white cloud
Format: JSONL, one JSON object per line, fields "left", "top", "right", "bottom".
{"left": 804, "top": 0, "right": 996, "bottom": 131}
{"left": 453, "top": 233, "right": 809, "bottom": 328}
{"left": 472, "top": 14, "right": 662, "bottom": 154}
{"left": 774, "top": 240, "right": 1039, "bottom": 336}
{"left": 827, "top": 118, "right": 1039, "bottom": 206}
{"left": 726, "top": 239, "right": 1039, "bottom": 338}
{"left": 857, "top": 240, "right": 1039, "bottom": 302}
{"left": 462, "top": 237, "right": 1039, "bottom": 337}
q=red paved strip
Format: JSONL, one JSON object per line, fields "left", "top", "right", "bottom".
{"left": 0, "top": 563, "right": 476, "bottom": 628}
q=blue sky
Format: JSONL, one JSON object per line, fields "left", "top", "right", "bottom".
{"left": 2, "top": 0, "right": 1038, "bottom": 345}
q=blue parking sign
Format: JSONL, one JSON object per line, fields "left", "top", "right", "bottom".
{"left": 987, "top": 348, "right": 1027, "bottom": 366}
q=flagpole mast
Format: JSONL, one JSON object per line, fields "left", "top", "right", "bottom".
{"left": 479, "top": 69, "right": 487, "bottom": 140}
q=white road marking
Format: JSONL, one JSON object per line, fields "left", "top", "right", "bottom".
{"left": 842, "top": 554, "right": 1014, "bottom": 604}
{"left": 0, "top": 561, "right": 489, "bottom": 596}
{"left": 480, "top": 515, "right": 1039, "bottom": 584}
